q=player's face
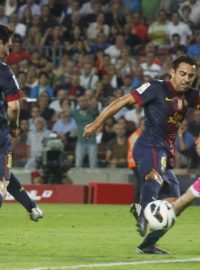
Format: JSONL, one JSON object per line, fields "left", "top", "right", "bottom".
{"left": 171, "top": 62, "right": 197, "bottom": 92}
{"left": 0, "top": 38, "right": 12, "bottom": 59}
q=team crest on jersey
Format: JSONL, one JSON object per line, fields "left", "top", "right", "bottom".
{"left": 136, "top": 82, "right": 150, "bottom": 94}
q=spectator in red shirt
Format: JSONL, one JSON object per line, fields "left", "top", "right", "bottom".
{"left": 131, "top": 12, "right": 148, "bottom": 43}
{"left": 6, "top": 36, "right": 31, "bottom": 65}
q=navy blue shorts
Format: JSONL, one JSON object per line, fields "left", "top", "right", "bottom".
{"left": 133, "top": 143, "right": 180, "bottom": 199}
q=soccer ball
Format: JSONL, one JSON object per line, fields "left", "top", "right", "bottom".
{"left": 144, "top": 200, "right": 176, "bottom": 231}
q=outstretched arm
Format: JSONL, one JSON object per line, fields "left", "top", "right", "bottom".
{"left": 83, "top": 94, "right": 135, "bottom": 138}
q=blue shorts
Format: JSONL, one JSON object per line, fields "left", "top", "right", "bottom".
{"left": 133, "top": 142, "right": 180, "bottom": 199}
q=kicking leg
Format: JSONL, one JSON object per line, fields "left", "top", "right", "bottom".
{"left": 7, "top": 173, "right": 43, "bottom": 221}
{"left": 131, "top": 169, "right": 163, "bottom": 236}
{"left": 173, "top": 177, "right": 200, "bottom": 215}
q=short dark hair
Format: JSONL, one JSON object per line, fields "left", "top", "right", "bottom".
{"left": 0, "top": 24, "right": 13, "bottom": 44}
{"left": 172, "top": 55, "right": 199, "bottom": 70}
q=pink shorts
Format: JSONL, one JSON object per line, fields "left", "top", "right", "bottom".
{"left": 190, "top": 177, "right": 200, "bottom": 198}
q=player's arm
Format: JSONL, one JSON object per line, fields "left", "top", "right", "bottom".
{"left": 83, "top": 94, "right": 135, "bottom": 138}
{"left": 7, "top": 99, "right": 20, "bottom": 137}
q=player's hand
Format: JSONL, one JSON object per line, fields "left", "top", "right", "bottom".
{"left": 83, "top": 122, "right": 98, "bottom": 138}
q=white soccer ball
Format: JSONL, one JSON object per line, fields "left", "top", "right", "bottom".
{"left": 144, "top": 200, "right": 176, "bottom": 231}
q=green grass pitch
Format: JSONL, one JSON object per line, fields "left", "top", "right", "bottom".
{"left": 0, "top": 203, "right": 200, "bottom": 270}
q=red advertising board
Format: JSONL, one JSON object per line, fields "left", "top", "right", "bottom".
{"left": 5, "top": 184, "right": 87, "bottom": 204}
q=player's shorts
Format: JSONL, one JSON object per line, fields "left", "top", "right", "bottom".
{"left": 133, "top": 142, "right": 180, "bottom": 198}
{"left": 189, "top": 177, "right": 200, "bottom": 198}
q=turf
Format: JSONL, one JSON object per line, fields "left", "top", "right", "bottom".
{"left": 0, "top": 203, "right": 199, "bottom": 270}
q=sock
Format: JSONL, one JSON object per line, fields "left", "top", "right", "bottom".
{"left": 138, "top": 229, "right": 167, "bottom": 249}
{"left": 0, "top": 193, "right": 3, "bottom": 208}
{"left": 140, "top": 179, "right": 161, "bottom": 209}
{"left": 7, "top": 173, "right": 36, "bottom": 212}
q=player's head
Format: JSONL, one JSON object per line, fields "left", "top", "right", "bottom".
{"left": 170, "top": 55, "right": 198, "bottom": 92}
{"left": 0, "top": 24, "right": 13, "bottom": 59}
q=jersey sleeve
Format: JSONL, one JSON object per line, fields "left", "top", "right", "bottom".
{"left": 130, "top": 81, "right": 158, "bottom": 106}
{"left": 0, "top": 64, "right": 23, "bottom": 102}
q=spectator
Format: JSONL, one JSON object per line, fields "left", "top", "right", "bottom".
{"left": 0, "top": 5, "right": 9, "bottom": 25}
{"left": 96, "top": 117, "right": 116, "bottom": 144}
{"left": 125, "top": 105, "right": 144, "bottom": 127}
{"left": 179, "top": 0, "right": 200, "bottom": 29}
{"left": 30, "top": 72, "right": 55, "bottom": 99}
{"left": 40, "top": 25, "right": 64, "bottom": 46}
{"left": 40, "top": 4, "right": 58, "bottom": 34}
{"left": 90, "top": 32, "right": 110, "bottom": 54}
{"left": 79, "top": 62, "right": 99, "bottom": 91}
{"left": 131, "top": 12, "right": 148, "bottom": 43}
{"left": 5, "top": 0, "right": 17, "bottom": 17}
{"left": 26, "top": 65, "right": 39, "bottom": 88}
{"left": 52, "top": 110, "right": 77, "bottom": 142}
{"left": 6, "top": 37, "right": 31, "bottom": 65}
{"left": 86, "top": 12, "right": 110, "bottom": 41}
{"left": 49, "top": 89, "right": 68, "bottom": 114}
{"left": 147, "top": 9, "right": 169, "bottom": 46}
{"left": 18, "top": 0, "right": 41, "bottom": 20}
{"left": 187, "top": 32, "right": 200, "bottom": 57}
{"left": 106, "top": 123, "right": 128, "bottom": 168}
{"left": 17, "top": 71, "right": 31, "bottom": 97}
{"left": 139, "top": 51, "right": 161, "bottom": 78}
{"left": 37, "top": 92, "right": 56, "bottom": 128}
{"left": 166, "top": 11, "right": 192, "bottom": 46}
{"left": 175, "top": 119, "right": 195, "bottom": 168}
{"left": 188, "top": 110, "right": 200, "bottom": 137}
{"left": 71, "top": 96, "right": 98, "bottom": 168}
{"left": 29, "top": 106, "right": 40, "bottom": 131}
{"left": 105, "top": 34, "right": 126, "bottom": 64}
{"left": 25, "top": 116, "right": 51, "bottom": 169}
{"left": 66, "top": 74, "right": 85, "bottom": 101}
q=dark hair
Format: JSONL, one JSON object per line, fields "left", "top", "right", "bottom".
{"left": 172, "top": 55, "right": 199, "bottom": 70}
{"left": 0, "top": 24, "right": 13, "bottom": 44}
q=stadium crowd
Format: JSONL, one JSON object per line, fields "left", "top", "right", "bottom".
{"left": 1, "top": 0, "right": 200, "bottom": 182}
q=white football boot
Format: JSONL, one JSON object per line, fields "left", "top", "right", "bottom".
{"left": 30, "top": 207, "right": 43, "bottom": 222}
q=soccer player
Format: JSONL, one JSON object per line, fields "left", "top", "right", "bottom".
{"left": 84, "top": 55, "right": 200, "bottom": 254}
{"left": 0, "top": 24, "right": 43, "bottom": 221}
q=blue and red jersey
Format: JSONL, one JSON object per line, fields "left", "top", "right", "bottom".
{"left": 0, "top": 61, "right": 23, "bottom": 149}
{"left": 131, "top": 79, "right": 200, "bottom": 168}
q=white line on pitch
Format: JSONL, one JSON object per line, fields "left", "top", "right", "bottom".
{"left": 17, "top": 257, "right": 200, "bottom": 270}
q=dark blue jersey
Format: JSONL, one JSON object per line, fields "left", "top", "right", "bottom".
{"left": 131, "top": 80, "right": 200, "bottom": 167}
{"left": 0, "top": 61, "right": 23, "bottom": 148}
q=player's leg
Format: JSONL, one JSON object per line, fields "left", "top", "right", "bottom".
{"left": 173, "top": 177, "right": 200, "bottom": 215}
{"left": 0, "top": 151, "right": 12, "bottom": 207}
{"left": 7, "top": 173, "right": 43, "bottom": 221}
{"left": 136, "top": 169, "right": 180, "bottom": 254}
{"left": 131, "top": 147, "right": 166, "bottom": 236}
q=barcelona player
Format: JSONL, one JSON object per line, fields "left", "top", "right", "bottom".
{"left": 84, "top": 54, "right": 199, "bottom": 254}
{"left": 0, "top": 24, "right": 43, "bottom": 221}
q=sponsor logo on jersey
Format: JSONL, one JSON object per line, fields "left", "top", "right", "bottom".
{"left": 136, "top": 82, "right": 150, "bottom": 94}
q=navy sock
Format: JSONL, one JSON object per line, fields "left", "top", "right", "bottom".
{"left": 138, "top": 229, "right": 167, "bottom": 249}
{"left": 7, "top": 173, "right": 36, "bottom": 212}
{"left": 0, "top": 193, "right": 3, "bottom": 207}
{"left": 140, "top": 179, "right": 161, "bottom": 210}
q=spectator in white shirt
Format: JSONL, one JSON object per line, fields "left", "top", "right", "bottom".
{"left": 18, "top": 0, "right": 41, "bottom": 20}
{"left": 166, "top": 11, "right": 192, "bottom": 46}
